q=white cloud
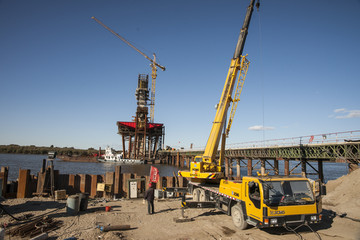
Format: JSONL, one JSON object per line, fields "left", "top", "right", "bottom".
{"left": 334, "top": 108, "right": 346, "bottom": 113}
{"left": 332, "top": 108, "right": 360, "bottom": 119}
{"left": 248, "top": 125, "right": 275, "bottom": 131}
{"left": 335, "top": 110, "right": 360, "bottom": 119}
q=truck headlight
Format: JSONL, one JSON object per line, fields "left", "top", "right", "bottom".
{"left": 270, "top": 218, "right": 278, "bottom": 225}
{"left": 310, "top": 215, "right": 317, "bottom": 221}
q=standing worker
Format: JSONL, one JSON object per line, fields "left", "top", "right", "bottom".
{"left": 144, "top": 182, "right": 155, "bottom": 214}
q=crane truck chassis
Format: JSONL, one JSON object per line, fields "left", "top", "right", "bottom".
{"left": 177, "top": 175, "right": 326, "bottom": 230}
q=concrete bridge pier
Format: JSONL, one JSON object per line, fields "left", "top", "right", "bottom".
{"left": 301, "top": 159, "right": 307, "bottom": 178}
{"left": 260, "top": 159, "right": 266, "bottom": 176}
{"left": 247, "top": 159, "right": 253, "bottom": 176}
{"left": 284, "top": 159, "right": 290, "bottom": 176}
{"left": 236, "top": 159, "right": 241, "bottom": 178}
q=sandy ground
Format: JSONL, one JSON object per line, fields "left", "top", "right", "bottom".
{"left": 1, "top": 169, "right": 360, "bottom": 240}
{"left": 1, "top": 197, "right": 359, "bottom": 240}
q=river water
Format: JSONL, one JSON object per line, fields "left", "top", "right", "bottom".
{"left": 0, "top": 153, "right": 349, "bottom": 183}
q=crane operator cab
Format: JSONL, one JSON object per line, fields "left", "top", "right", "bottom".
{"left": 249, "top": 181, "right": 261, "bottom": 208}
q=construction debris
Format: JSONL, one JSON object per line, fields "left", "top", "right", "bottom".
{"left": 7, "top": 216, "right": 62, "bottom": 238}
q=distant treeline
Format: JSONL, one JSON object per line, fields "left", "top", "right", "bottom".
{"left": 0, "top": 144, "right": 100, "bottom": 156}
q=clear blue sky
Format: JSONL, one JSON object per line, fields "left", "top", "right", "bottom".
{"left": 1, "top": 0, "right": 359, "bottom": 150}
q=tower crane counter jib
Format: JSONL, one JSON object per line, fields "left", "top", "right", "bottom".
{"left": 178, "top": 0, "right": 258, "bottom": 181}
{"left": 91, "top": 16, "right": 165, "bottom": 123}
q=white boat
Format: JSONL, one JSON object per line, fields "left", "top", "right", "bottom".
{"left": 97, "top": 146, "right": 145, "bottom": 164}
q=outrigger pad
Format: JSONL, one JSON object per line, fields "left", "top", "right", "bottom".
{"left": 173, "top": 217, "right": 195, "bottom": 223}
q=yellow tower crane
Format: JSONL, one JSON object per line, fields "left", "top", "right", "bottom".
{"left": 92, "top": 16, "right": 166, "bottom": 123}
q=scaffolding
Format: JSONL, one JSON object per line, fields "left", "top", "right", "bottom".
{"left": 117, "top": 74, "right": 165, "bottom": 162}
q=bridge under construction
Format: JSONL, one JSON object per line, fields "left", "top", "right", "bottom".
{"left": 158, "top": 130, "right": 360, "bottom": 182}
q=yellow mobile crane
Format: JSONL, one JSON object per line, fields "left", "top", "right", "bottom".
{"left": 174, "top": 0, "right": 326, "bottom": 231}
{"left": 178, "top": 1, "right": 254, "bottom": 181}
{"left": 92, "top": 16, "right": 165, "bottom": 123}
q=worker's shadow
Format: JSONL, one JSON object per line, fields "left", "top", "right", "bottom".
{"left": 262, "top": 208, "right": 335, "bottom": 235}
{"left": 193, "top": 209, "right": 224, "bottom": 218}
{"left": 154, "top": 208, "right": 177, "bottom": 214}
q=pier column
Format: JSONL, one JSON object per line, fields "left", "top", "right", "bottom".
{"left": 274, "top": 159, "right": 279, "bottom": 175}
{"left": 225, "top": 158, "right": 229, "bottom": 178}
{"left": 229, "top": 159, "right": 233, "bottom": 177}
{"left": 247, "top": 159, "right": 252, "bottom": 176}
{"left": 128, "top": 137, "right": 132, "bottom": 159}
{"left": 318, "top": 160, "right": 324, "bottom": 183}
{"left": 301, "top": 159, "right": 307, "bottom": 177}
{"left": 176, "top": 152, "right": 180, "bottom": 167}
{"left": 122, "top": 135, "right": 126, "bottom": 159}
{"left": 284, "top": 159, "right": 290, "bottom": 176}
{"left": 260, "top": 159, "right": 266, "bottom": 176}
{"left": 236, "top": 159, "right": 241, "bottom": 178}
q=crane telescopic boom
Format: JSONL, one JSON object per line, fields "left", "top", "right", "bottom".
{"left": 178, "top": 0, "right": 258, "bottom": 181}
{"left": 92, "top": 16, "right": 165, "bottom": 123}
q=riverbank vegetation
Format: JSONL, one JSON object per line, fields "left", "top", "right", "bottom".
{"left": 0, "top": 144, "right": 99, "bottom": 156}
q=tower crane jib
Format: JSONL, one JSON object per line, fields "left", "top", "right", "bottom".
{"left": 91, "top": 16, "right": 165, "bottom": 123}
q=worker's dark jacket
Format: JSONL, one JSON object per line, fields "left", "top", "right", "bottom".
{"left": 144, "top": 187, "right": 155, "bottom": 202}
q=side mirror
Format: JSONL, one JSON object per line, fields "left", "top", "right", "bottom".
{"left": 320, "top": 184, "right": 327, "bottom": 196}
{"left": 263, "top": 184, "right": 269, "bottom": 204}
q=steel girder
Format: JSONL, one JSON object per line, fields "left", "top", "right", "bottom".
{"left": 159, "top": 142, "right": 360, "bottom": 163}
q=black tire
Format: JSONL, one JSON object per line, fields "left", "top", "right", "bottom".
{"left": 231, "top": 204, "right": 248, "bottom": 230}
{"left": 199, "top": 189, "right": 207, "bottom": 202}
{"left": 193, "top": 188, "right": 201, "bottom": 201}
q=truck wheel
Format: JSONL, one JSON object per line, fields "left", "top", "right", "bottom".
{"left": 231, "top": 205, "right": 248, "bottom": 230}
{"left": 199, "top": 189, "right": 207, "bottom": 202}
{"left": 193, "top": 188, "right": 201, "bottom": 201}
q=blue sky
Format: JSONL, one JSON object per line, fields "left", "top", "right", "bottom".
{"left": 1, "top": 0, "right": 359, "bottom": 150}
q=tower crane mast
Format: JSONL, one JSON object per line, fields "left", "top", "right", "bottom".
{"left": 92, "top": 16, "right": 165, "bottom": 123}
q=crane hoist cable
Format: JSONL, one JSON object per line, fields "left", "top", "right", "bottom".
{"left": 91, "top": 16, "right": 166, "bottom": 123}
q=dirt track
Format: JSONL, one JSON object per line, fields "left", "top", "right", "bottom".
{"left": 1, "top": 169, "right": 360, "bottom": 240}
{"left": 1, "top": 196, "right": 359, "bottom": 240}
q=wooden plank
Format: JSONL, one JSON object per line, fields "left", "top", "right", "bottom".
{"left": 80, "top": 174, "right": 91, "bottom": 193}
{"left": 145, "top": 176, "right": 150, "bottom": 190}
{"left": 36, "top": 172, "right": 46, "bottom": 194}
{"left": 90, "top": 175, "right": 97, "bottom": 197}
{"left": 156, "top": 177, "right": 164, "bottom": 190}
{"left": 114, "top": 166, "right": 121, "bottom": 195}
{"left": 17, "top": 169, "right": 30, "bottom": 198}
{"left": 1, "top": 167, "right": 8, "bottom": 197}
{"left": 68, "top": 174, "right": 75, "bottom": 195}
{"left": 166, "top": 176, "right": 174, "bottom": 188}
